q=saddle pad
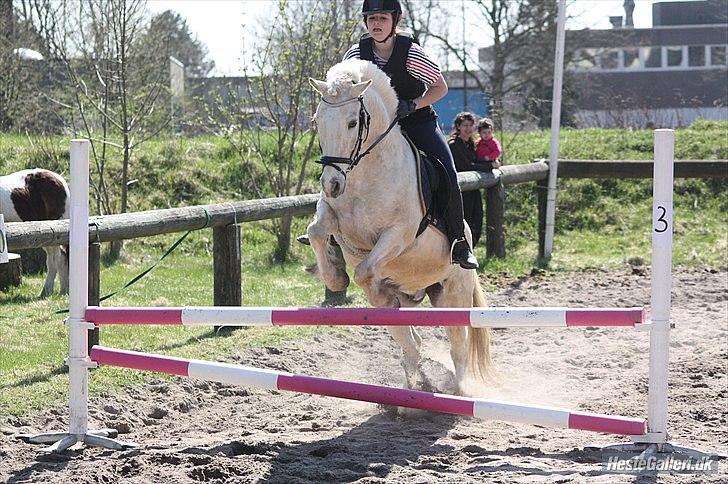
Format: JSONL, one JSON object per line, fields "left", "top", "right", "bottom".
{"left": 404, "top": 134, "right": 448, "bottom": 238}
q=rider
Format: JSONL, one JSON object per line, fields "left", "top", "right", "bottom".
{"left": 301, "top": 0, "right": 478, "bottom": 270}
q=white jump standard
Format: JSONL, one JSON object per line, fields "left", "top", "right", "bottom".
{"left": 20, "top": 132, "right": 691, "bottom": 455}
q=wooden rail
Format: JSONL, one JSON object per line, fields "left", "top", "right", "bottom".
{"left": 6, "top": 163, "right": 549, "bottom": 251}
{"left": 557, "top": 160, "right": 728, "bottom": 178}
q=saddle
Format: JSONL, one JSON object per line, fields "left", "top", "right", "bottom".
{"left": 404, "top": 134, "right": 449, "bottom": 239}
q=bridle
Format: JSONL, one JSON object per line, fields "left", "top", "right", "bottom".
{"left": 315, "top": 94, "right": 399, "bottom": 178}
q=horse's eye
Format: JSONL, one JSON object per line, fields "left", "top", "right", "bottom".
{"left": 347, "top": 120, "right": 357, "bottom": 129}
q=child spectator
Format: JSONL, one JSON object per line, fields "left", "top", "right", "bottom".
{"left": 475, "top": 118, "right": 502, "bottom": 170}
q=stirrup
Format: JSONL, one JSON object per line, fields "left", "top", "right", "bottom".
{"left": 450, "top": 238, "right": 478, "bottom": 270}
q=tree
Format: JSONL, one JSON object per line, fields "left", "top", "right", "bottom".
{"left": 407, "top": 0, "right": 578, "bottom": 132}
{"left": 137, "top": 10, "right": 214, "bottom": 78}
{"left": 0, "top": 0, "right": 19, "bottom": 130}
{"left": 21, "top": 0, "right": 171, "bottom": 258}
{"left": 203, "top": 0, "right": 359, "bottom": 262}
{"left": 0, "top": 0, "right": 47, "bottom": 132}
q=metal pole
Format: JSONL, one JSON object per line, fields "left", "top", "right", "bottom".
{"left": 543, "top": 0, "right": 566, "bottom": 258}
{"left": 68, "top": 140, "right": 90, "bottom": 436}
{"left": 647, "top": 129, "right": 674, "bottom": 444}
{"left": 462, "top": 0, "right": 467, "bottom": 111}
{"left": 0, "top": 214, "right": 8, "bottom": 264}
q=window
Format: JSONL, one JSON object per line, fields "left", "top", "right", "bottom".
{"left": 600, "top": 49, "right": 619, "bottom": 69}
{"left": 573, "top": 49, "right": 597, "bottom": 70}
{"left": 643, "top": 47, "right": 661, "bottom": 68}
{"left": 711, "top": 45, "right": 726, "bottom": 66}
{"left": 688, "top": 46, "right": 705, "bottom": 66}
{"left": 623, "top": 48, "right": 640, "bottom": 68}
{"left": 666, "top": 46, "right": 683, "bottom": 67}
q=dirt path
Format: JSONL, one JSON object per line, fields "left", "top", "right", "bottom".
{"left": 2, "top": 267, "right": 726, "bottom": 483}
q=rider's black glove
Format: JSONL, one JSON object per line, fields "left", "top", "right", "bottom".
{"left": 396, "top": 99, "right": 418, "bottom": 120}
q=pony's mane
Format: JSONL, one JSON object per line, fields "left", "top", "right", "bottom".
{"left": 324, "top": 59, "right": 398, "bottom": 115}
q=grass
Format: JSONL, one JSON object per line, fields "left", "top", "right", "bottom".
{"left": 0, "top": 222, "right": 367, "bottom": 416}
{"left": 1, "top": 122, "right": 726, "bottom": 417}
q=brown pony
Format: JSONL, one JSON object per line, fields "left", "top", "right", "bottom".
{"left": 1, "top": 169, "right": 70, "bottom": 298}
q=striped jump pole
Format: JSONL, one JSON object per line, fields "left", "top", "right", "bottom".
{"left": 85, "top": 306, "right": 645, "bottom": 328}
{"left": 90, "top": 345, "right": 647, "bottom": 437}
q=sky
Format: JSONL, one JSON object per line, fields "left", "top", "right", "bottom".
{"left": 146, "top": 0, "right": 661, "bottom": 77}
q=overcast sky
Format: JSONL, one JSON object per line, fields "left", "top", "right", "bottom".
{"left": 147, "top": 0, "right": 661, "bottom": 76}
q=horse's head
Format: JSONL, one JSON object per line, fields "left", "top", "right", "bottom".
{"left": 310, "top": 59, "right": 398, "bottom": 199}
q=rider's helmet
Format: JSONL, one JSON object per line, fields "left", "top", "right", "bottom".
{"left": 362, "top": 0, "right": 402, "bottom": 16}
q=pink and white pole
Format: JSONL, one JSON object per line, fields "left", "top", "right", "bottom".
{"left": 84, "top": 306, "right": 645, "bottom": 328}
{"left": 90, "top": 345, "right": 647, "bottom": 437}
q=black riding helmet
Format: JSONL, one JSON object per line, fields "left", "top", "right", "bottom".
{"left": 362, "top": 0, "right": 402, "bottom": 43}
{"left": 362, "top": 0, "right": 402, "bottom": 15}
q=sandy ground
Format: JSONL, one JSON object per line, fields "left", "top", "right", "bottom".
{"left": 1, "top": 266, "right": 726, "bottom": 483}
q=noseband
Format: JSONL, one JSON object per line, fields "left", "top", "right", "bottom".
{"left": 315, "top": 94, "right": 399, "bottom": 178}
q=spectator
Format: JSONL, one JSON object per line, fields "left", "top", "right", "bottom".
{"left": 448, "top": 112, "right": 484, "bottom": 246}
{"left": 475, "top": 117, "right": 502, "bottom": 170}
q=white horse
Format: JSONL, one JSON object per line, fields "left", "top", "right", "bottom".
{"left": 0, "top": 169, "right": 70, "bottom": 298}
{"left": 307, "top": 59, "right": 491, "bottom": 395}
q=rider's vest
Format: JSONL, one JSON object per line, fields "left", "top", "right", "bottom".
{"left": 359, "top": 34, "right": 437, "bottom": 126}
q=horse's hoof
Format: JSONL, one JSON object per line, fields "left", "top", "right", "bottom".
{"left": 397, "top": 406, "right": 429, "bottom": 419}
{"left": 378, "top": 404, "right": 399, "bottom": 417}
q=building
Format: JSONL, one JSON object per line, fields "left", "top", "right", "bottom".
{"left": 567, "top": 0, "right": 727, "bottom": 128}
{"left": 434, "top": 70, "right": 490, "bottom": 132}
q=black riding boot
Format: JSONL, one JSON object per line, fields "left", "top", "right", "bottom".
{"left": 443, "top": 176, "right": 479, "bottom": 270}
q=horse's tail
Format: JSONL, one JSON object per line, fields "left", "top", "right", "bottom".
{"left": 468, "top": 270, "right": 492, "bottom": 380}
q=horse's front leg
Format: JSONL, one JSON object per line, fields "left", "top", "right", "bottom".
{"left": 306, "top": 200, "right": 349, "bottom": 292}
{"left": 353, "top": 227, "right": 409, "bottom": 307}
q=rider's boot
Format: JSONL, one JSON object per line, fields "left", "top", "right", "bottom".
{"left": 451, "top": 238, "right": 478, "bottom": 270}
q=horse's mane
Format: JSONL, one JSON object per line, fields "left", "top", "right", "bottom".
{"left": 324, "top": 59, "right": 398, "bottom": 118}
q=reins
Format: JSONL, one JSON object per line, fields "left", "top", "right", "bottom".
{"left": 316, "top": 95, "right": 399, "bottom": 178}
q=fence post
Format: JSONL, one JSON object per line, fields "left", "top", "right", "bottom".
{"left": 87, "top": 242, "right": 100, "bottom": 354}
{"left": 485, "top": 182, "right": 506, "bottom": 258}
{"left": 536, "top": 173, "right": 548, "bottom": 259}
{"left": 213, "top": 224, "right": 242, "bottom": 333}
{"left": 213, "top": 224, "right": 242, "bottom": 308}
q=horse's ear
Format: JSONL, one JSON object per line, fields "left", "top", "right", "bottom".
{"left": 309, "top": 78, "right": 328, "bottom": 96}
{"left": 350, "top": 79, "right": 372, "bottom": 98}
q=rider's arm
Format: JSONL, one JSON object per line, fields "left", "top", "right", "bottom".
{"left": 406, "top": 44, "right": 446, "bottom": 109}
{"left": 414, "top": 73, "right": 447, "bottom": 110}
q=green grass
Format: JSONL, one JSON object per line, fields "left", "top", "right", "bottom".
{"left": 1, "top": 122, "right": 726, "bottom": 417}
{"left": 0, "top": 222, "right": 367, "bottom": 416}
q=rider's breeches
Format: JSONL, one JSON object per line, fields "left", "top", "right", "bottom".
{"left": 400, "top": 119, "right": 466, "bottom": 243}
